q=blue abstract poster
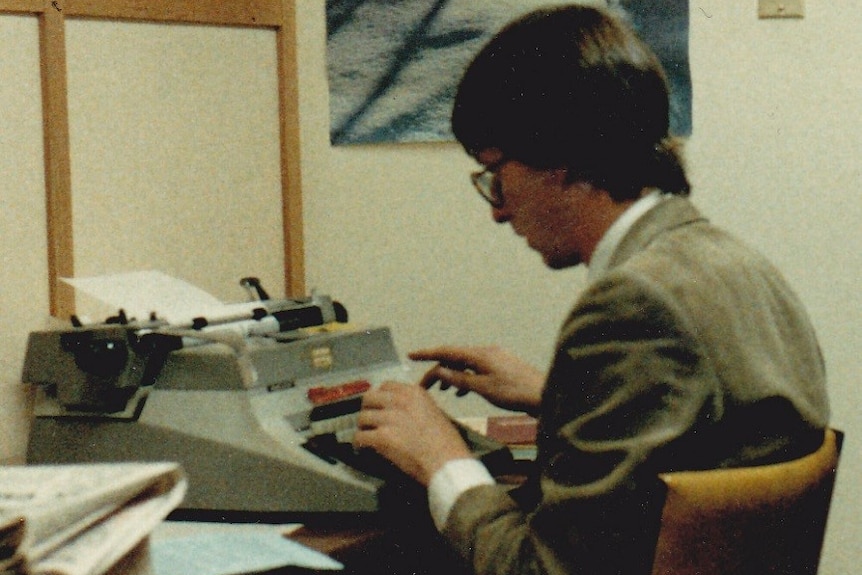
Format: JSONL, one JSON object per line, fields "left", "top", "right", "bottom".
{"left": 326, "top": 0, "right": 691, "bottom": 146}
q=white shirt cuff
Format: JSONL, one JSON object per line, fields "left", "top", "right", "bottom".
{"left": 427, "top": 458, "right": 495, "bottom": 531}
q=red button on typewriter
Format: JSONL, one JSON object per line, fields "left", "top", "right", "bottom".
{"left": 307, "top": 379, "right": 371, "bottom": 405}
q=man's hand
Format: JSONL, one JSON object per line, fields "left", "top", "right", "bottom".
{"left": 409, "top": 346, "right": 544, "bottom": 414}
{"left": 353, "top": 382, "right": 472, "bottom": 486}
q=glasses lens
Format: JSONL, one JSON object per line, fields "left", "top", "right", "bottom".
{"left": 475, "top": 170, "right": 495, "bottom": 200}
{"left": 472, "top": 169, "right": 501, "bottom": 206}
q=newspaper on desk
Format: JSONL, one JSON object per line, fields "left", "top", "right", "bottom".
{"left": 0, "top": 462, "right": 186, "bottom": 575}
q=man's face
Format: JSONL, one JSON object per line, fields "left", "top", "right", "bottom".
{"left": 475, "top": 149, "right": 595, "bottom": 270}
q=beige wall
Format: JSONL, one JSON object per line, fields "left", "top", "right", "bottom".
{"left": 65, "top": 19, "right": 286, "bottom": 310}
{"left": 1, "top": 2, "right": 859, "bottom": 572}
{"left": 0, "top": 14, "right": 43, "bottom": 464}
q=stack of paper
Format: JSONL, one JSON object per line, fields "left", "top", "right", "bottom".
{"left": 0, "top": 462, "right": 186, "bottom": 575}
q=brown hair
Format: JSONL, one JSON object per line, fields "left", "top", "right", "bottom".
{"left": 451, "top": 5, "right": 689, "bottom": 200}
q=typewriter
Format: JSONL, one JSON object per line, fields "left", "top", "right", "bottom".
{"left": 22, "top": 285, "right": 511, "bottom": 520}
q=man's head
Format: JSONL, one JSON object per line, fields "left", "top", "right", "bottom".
{"left": 452, "top": 4, "right": 689, "bottom": 202}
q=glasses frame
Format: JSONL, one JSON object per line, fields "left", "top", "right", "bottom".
{"left": 470, "top": 158, "right": 507, "bottom": 208}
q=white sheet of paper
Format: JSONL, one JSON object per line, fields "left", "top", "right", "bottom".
{"left": 151, "top": 531, "right": 343, "bottom": 575}
{"left": 62, "top": 271, "right": 227, "bottom": 324}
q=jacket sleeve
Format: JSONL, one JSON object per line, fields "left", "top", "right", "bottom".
{"left": 442, "top": 271, "right": 722, "bottom": 575}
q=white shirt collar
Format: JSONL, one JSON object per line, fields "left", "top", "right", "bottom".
{"left": 587, "top": 189, "right": 666, "bottom": 281}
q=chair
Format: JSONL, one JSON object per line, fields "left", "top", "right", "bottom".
{"left": 651, "top": 429, "right": 843, "bottom": 575}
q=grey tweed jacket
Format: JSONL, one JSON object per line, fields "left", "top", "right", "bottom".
{"left": 443, "top": 196, "right": 830, "bottom": 575}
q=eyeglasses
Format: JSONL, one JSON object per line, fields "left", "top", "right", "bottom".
{"left": 470, "top": 159, "right": 507, "bottom": 208}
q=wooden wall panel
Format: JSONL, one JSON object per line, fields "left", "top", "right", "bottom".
{"left": 61, "top": 0, "right": 283, "bottom": 26}
{"left": 0, "top": 0, "right": 303, "bottom": 318}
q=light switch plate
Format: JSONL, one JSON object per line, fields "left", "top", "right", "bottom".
{"left": 758, "top": 0, "right": 804, "bottom": 18}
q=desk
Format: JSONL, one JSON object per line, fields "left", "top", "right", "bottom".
{"left": 289, "top": 518, "right": 471, "bottom": 575}
{"left": 289, "top": 524, "right": 387, "bottom": 565}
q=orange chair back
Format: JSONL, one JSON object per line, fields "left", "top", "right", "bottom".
{"left": 651, "top": 429, "right": 842, "bottom": 575}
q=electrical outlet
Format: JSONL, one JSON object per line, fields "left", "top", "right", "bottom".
{"left": 758, "top": 0, "right": 804, "bottom": 19}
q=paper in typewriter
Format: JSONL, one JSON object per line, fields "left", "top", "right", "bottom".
{"left": 62, "top": 270, "right": 262, "bottom": 325}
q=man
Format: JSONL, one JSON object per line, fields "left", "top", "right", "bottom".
{"left": 353, "top": 5, "right": 830, "bottom": 575}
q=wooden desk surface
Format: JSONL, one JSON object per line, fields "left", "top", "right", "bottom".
{"left": 289, "top": 515, "right": 471, "bottom": 575}
{"left": 289, "top": 524, "right": 388, "bottom": 566}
